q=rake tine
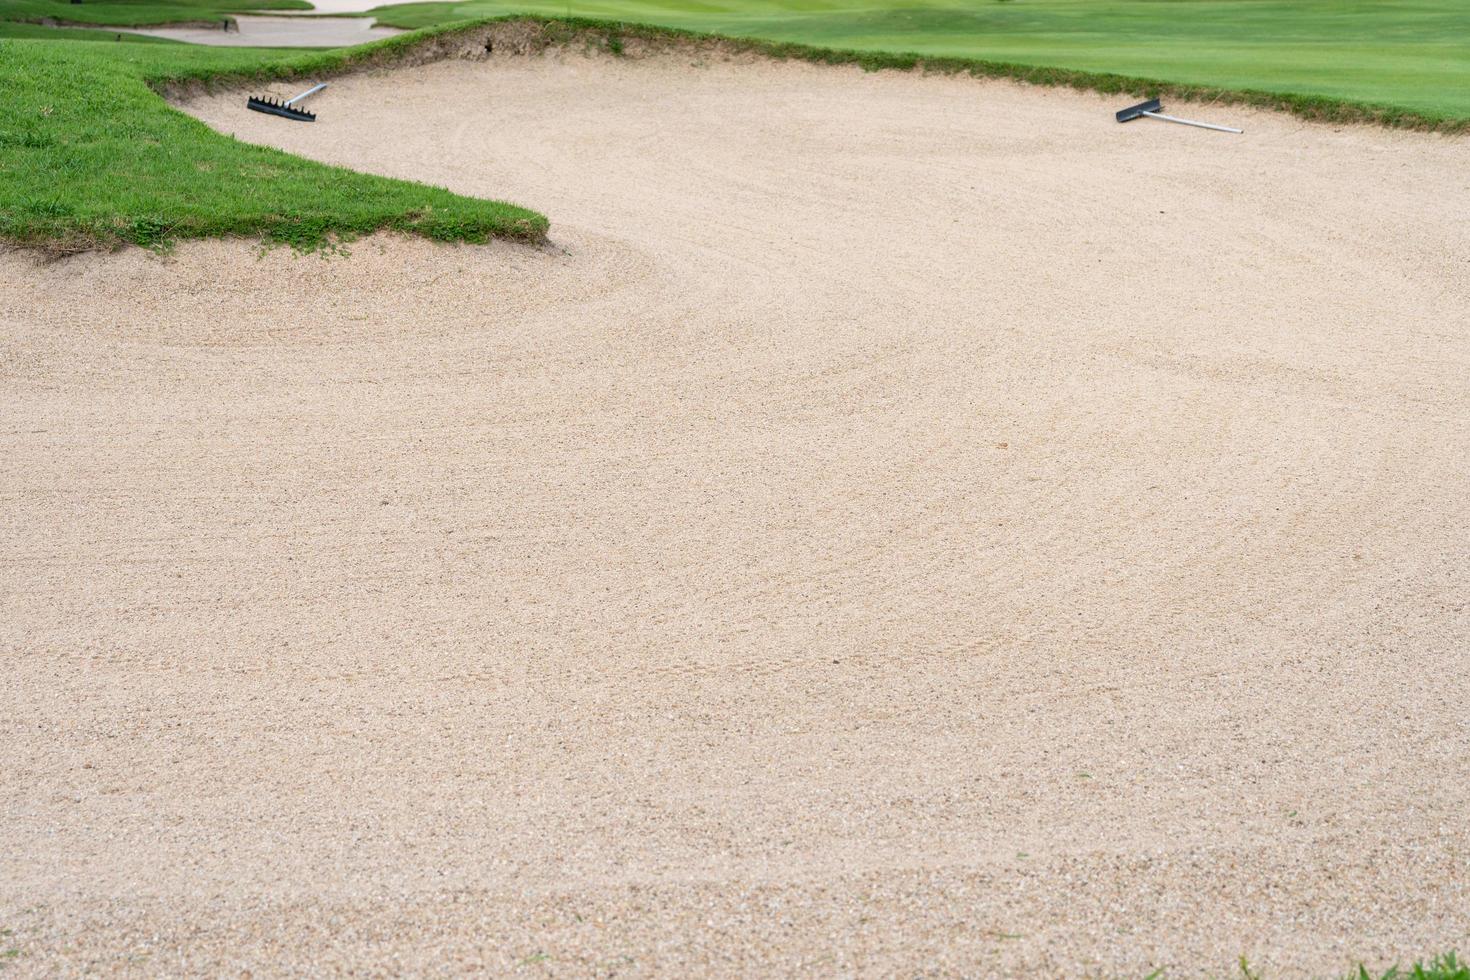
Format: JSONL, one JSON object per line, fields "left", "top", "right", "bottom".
{"left": 245, "top": 82, "right": 328, "bottom": 123}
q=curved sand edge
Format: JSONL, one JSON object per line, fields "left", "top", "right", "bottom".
{"left": 4, "top": 46, "right": 1468, "bottom": 976}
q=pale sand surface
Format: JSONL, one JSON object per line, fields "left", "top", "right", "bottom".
{"left": 3, "top": 47, "right": 1469, "bottom": 976}
{"left": 120, "top": 14, "right": 401, "bottom": 47}
{"left": 294, "top": 0, "right": 435, "bottom": 12}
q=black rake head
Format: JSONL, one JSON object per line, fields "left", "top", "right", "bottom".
{"left": 1115, "top": 98, "right": 1161, "bottom": 123}
{"left": 246, "top": 95, "right": 316, "bottom": 122}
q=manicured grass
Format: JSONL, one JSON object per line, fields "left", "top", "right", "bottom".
{"left": 0, "top": 19, "right": 179, "bottom": 38}
{"left": 368, "top": 0, "right": 1470, "bottom": 123}
{"left": 2, "top": 2, "right": 1466, "bottom": 253}
{"left": 9, "top": 0, "right": 1468, "bottom": 121}
{"left": 0, "top": 0, "right": 307, "bottom": 28}
{"left": 0, "top": 29, "right": 547, "bottom": 250}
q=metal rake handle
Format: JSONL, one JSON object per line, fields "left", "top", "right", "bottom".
{"left": 1141, "top": 110, "right": 1243, "bottom": 134}
{"left": 286, "top": 82, "right": 329, "bottom": 107}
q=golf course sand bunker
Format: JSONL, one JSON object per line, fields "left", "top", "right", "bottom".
{"left": 4, "top": 36, "right": 1469, "bottom": 976}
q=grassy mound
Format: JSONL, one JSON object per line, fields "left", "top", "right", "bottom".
{"left": 2, "top": 0, "right": 307, "bottom": 27}
{"left": 0, "top": 28, "right": 547, "bottom": 252}
{"left": 0, "top": 0, "right": 307, "bottom": 28}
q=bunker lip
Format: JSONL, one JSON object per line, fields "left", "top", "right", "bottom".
{"left": 153, "top": 16, "right": 1468, "bottom": 134}
{"left": 8, "top": 41, "right": 1469, "bottom": 975}
{"left": 6, "top": 16, "right": 1459, "bottom": 258}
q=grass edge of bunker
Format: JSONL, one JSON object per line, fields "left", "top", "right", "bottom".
{"left": 0, "top": 22, "right": 553, "bottom": 255}
{"left": 3, "top": 14, "right": 1469, "bottom": 255}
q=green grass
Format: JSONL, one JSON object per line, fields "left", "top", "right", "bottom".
{"left": 2, "top": 1, "right": 1467, "bottom": 252}
{"left": 366, "top": 0, "right": 1470, "bottom": 123}
{"left": 0, "top": 19, "right": 179, "bottom": 37}
{"left": 7, "top": 0, "right": 1468, "bottom": 120}
{"left": 0, "top": 0, "right": 307, "bottom": 28}
{"left": 1145, "top": 953, "right": 1470, "bottom": 979}
{"left": 1286, "top": 952, "right": 1468, "bottom": 980}
{"left": 1345, "top": 952, "right": 1469, "bottom": 980}
{"left": 0, "top": 28, "right": 547, "bottom": 250}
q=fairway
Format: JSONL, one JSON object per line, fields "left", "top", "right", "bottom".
{"left": 3, "top": 32, "right": 1467, "bottom": 975}
{"left": 369, "top": 0, "right": 1470, "bottom": 120}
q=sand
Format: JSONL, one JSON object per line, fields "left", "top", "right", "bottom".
{"left": 290, "top": 0, "right": 436, "bottom": 13}
{"left": 3, "top": 42, "right": 1469, "bottom": 977}
{"left": 116, "top": 14, "right": 402, "bottom": 47}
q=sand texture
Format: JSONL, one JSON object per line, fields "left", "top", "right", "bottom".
{"left": 118, "top": 15, "right": 402, "bottom": 47}
{"left": 3, "top": 45, "right": 1469, "bottom": 976}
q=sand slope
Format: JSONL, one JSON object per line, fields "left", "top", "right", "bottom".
{"left": 120, "top": 15, "right": 403, "bottom": 48}
{"left": 3, "top": 46, "right": 1468, "bottom": 976}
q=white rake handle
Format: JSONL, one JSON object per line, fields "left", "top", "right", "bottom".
{"left": 1141, "top": 110, "right": 1243, "bottom": 134}
{"left": 286, "top": 82, "right": 329, "bottom": 107}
